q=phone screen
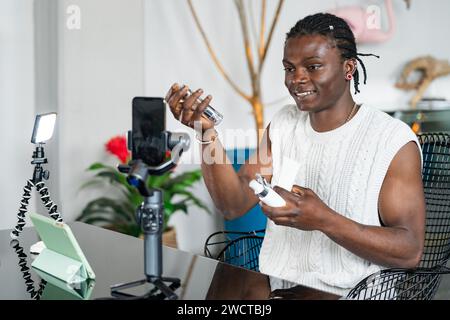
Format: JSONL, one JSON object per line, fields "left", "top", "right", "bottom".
{"left": 132, "top": 97, "right": 166, "bottom": 166}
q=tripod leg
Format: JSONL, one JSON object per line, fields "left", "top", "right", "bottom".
{"left": 110, "top": 277, "right": 180, "bottom": 300}
{"left": 111, "top": 278, "right": 147, "bottom": 293}
{"left": 110, "top": 279, "right": 150, "bottom": 299}
{"left": 35, "top": 181, "right": 63, "bottom": 222}
{"left": 11, "top": 180, "right": 34, "bottom": 239}
{"left": 160, "top": 276, "right": 181, "bottom": 285}
{"left": 152, "top": 278, "right": 179, "bottom": 300}
{"left": 10, "top": 239, "right": 46, "bottom": 299}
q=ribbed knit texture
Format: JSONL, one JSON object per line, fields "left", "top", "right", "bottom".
{"left": 259, "top": 104, "right": 421, "bottom": 296}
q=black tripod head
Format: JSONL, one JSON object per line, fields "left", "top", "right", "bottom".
{"left": 31, "top": 144, "right": 50, "bottom": 183}
{"left": 116, "top": 130, "right": 190, "bottom": 243}
{"left": 117, "top": 131, "right": 190, "bottom": 200}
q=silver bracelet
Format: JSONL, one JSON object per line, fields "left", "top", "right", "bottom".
{"left": 195, "top": 129, "right": 218, "bottom": 145}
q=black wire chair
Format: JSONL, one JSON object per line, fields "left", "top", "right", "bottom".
{"left": 204, "top": 229, "right": 265, "bottom": 271}
{"left": 347, "top": 132, "right": 450, "bottom": 300}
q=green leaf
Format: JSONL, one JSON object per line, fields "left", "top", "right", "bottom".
{"left": 96, "top": 171, "right": 123, "bottom": 184}
{"left": 171, "top": 201, "right": 188, "bottom": 214}
{"left": 79, "top": 178, "right": 104, "bottom": 190}
{"left": 90, "top": 170, "right": 135, "bottom": 194}
{"left": 162, "top": 191, "right": 173, "bottom": 204}
{"left": 164, "top": 201, "right": 175, "bottom": 215}
{"left": 78, "top": 197, "right": 135, "bottom": 223}
{"left": 173, "top": 190, "right": 212, "bottom": 215}
{"left": 126, "top": 192, "right": 144, "bottom": 208}
{"left": 116, "top": 224, "right": 141, "bottom": 237}
{"left": 148, "top": 171, "right": 171, "bottom": 188}
{"left": 79, "top": 211, "right": 129, "bottom": 226}
{"left": 81, "top": 215, "right": 117, "bottom": 225}
{"left": 162, "top": 170, "right": 202, "bottom": 190}
{"left": 87, "top": 163, "right": 114, "bottom": 171}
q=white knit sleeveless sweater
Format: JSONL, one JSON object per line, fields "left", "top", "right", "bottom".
{"left": 259, "top": 103, "right": 421, "bottom": 296}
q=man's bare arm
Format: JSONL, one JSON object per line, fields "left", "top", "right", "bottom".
{"left": 201, "top": 125, "right": 273, "bottom": 220}
{"left": 322, "top": 141, "right": 425, "bottom": 267}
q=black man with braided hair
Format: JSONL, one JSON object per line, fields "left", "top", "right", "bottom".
{"left": 165, "top": 13, "right": 425, "bottom": 296}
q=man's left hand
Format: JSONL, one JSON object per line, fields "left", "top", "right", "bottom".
{"left": 260, "top": 185, "right": 334, "bottom": 231}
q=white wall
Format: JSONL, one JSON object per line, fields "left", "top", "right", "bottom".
{"left": 56, "top": 0, "right": 145, "bottom": 228}
{"left": 0, "top": 0, "right": 36, "bottom": 230}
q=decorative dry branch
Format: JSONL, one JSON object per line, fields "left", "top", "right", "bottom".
{"left": 247, "top": 1, "right": 260, "bottom": 58}
{"left": 186, "top": 0, "right": 249, "bottom": 101}
{"left": 187, "top": 0, "right": 285, "bottom": 141}
{"left": 259, "top": 0, "right": 267, "bottom": 61}
{"left": 259, "top": 0, "right": 284, "bottom": 73}
{"left": 235, "top": 0, "right": 257, "bottom": 88}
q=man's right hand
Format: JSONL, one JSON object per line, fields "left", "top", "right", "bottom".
{"left": 165, "top": 83, "right": 215, "bottom": 133}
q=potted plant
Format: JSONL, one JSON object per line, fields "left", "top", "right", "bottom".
{"left": 76, "top": 135, "right": 211, "bottom": 247}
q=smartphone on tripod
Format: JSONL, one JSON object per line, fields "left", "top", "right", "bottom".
{"left": 131, "top": 97, "right": 166, "bottom": 166}
{"left": 112, "top": 97, "right": 181, "bottom": 300}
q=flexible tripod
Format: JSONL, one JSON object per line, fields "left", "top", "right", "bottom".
{"left": 10, "top": 239, "right": 47, "bottom": 299}
{"left": 11, "top": 144, "right": 62, "bottom": 239}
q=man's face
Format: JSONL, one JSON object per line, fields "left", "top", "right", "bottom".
{"left": 283, "top": 34, "right": 348, "bottom": 112}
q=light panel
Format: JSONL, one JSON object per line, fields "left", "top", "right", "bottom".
{"left": 31, "top": 113, "right": 57, "bottom": 144}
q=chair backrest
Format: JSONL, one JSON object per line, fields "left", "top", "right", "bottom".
{"left": 347, "top": 133, "right": 450, "bottom": 300}
{"left": 417, "top": 133, "right": 450, "bottom": 268}
{"left": 204, "top": 230, "right": 265, "bottom": 271}
{"left": 346, "top": 268, "right": 443, "bottom": 300}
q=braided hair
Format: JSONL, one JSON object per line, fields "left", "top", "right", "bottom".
{"left": 286, "top": 13, "right": 379, "bottom": 94}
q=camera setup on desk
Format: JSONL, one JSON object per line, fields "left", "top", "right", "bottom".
{"left": 12, "top": 94, "right": 285, "bottom": 301}
{"left": 110, "top": 97, "right": 192, "bottom": 300}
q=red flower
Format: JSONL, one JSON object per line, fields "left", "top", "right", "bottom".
{"left": 105, "top": 136, "right": 130, "bottom": 164}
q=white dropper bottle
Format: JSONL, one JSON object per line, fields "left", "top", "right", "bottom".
{"left": 249, "top": 177, "right": 286, "bottom": 207}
